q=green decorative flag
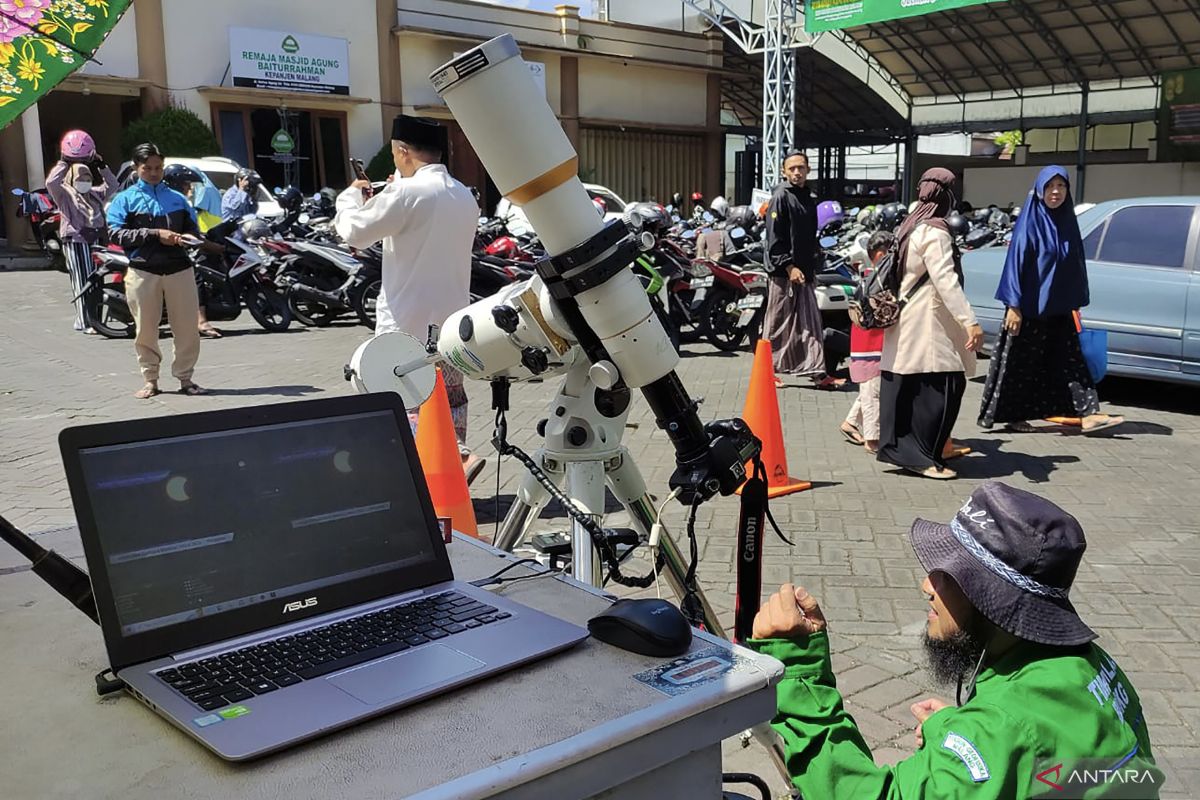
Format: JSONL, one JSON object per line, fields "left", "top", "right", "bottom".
{"left": 806, "top": 0, "right": 1007, "bottom": 33}
{"left": 0, "top": 0, "right": 134, "bottom": 130}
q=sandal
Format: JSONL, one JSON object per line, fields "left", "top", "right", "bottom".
{"left": 840, "top": 423, "right": 866, "bottom": 446}
{"left": 1082, "top": 415, "right": 1124, "bottom": 435}
{"left": 134, "top": 383, "right": 160, "bottom": 400}
{"left": 813, "top": 375, "right": 847, "bottom": 391}
{"left": 903, "top": 465, "right": 957, "bottom": 480}
{"left": 199, "top": 325, "right": 223, "bottom": 339}
{"left": 942, "top": 441, "right": 972, "bottom": 460}
{"left": 774, "top": 377, "right": 786, "bottom": 389}
{"left": 179, "top": 382, "right": 208, "bottom": 396}
{"left": 463, "top": 454, "right": 487, "bottom": 486}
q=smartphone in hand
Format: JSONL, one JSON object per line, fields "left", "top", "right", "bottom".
{"left": 351, "top": 158, "right": 373, "bottom": 199}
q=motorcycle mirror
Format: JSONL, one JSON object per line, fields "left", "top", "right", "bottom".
{"left": 702, "top": 211, "right": 715, "bottom": 223}
{"left": 298, "top": 213, "right": 310, "bottom": 224}
{"left": 11, "top": 188, "right": 24, "bottom": 196}
{"left": 671, "top": 214, "right": 681, "bottom": 223}
{"left": 730, "top": 227, "right": 746, "bottom": 239}
{"left": 681, "top": 229, "right": 697, "bottom": 240}
{"left": 638, "top": 230, "right": 656, "bottom": 252}
{"left": 819, "top": 235, "right": 839, "bottom": 249}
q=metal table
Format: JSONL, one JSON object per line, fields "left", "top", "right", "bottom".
{"left": 0, "top": 527, "right": 784, "bottom": 799}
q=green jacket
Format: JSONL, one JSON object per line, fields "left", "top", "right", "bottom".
{"left": 749, "top": 632, "right": 1160, "bottom": 798}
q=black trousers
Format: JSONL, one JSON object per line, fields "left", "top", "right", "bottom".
{"left": 877, "top": 371, "right": 967, "bottom": 471}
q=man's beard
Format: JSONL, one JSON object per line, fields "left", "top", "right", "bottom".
{"left": 922, "top": 619, "right": 988, "bottom": 686}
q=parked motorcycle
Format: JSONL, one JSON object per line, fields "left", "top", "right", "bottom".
{"left": 189, "top": 221, "right": 293, "bottom": 332}
{"left": 11, "top": 187, "right": 65, "bottom": 272}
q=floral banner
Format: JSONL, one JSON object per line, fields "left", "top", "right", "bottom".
{"left": 0, "top": 0, "right": 134, "bottom": 130}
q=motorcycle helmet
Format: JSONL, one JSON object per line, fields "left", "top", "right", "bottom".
{"left": 671, "top": 192, "right": 683, "bottom": 209}
{"left": 708, "top": 195, "right": 730, "bottom": 221}
{"left": 162, "top": 164, "right": 204, "bottom": 195}
{"left": 856, "top": 206, "right": 875, "bottom": 227}
{"left": 945, "top": 212, "right": 970, "bottom": 238}
{"left": 623, "top": 201, "right": 668, "bottom": 234}
{"left": 726, "top": 204, "right": 757, "bottom": 230}
{"left": 275, "top": 185, "right": 304, "bottom": 212}
{"left": 988, "top": 209, "right": 1011, "bottom": 228}
{"left": 690, "top": 191, "right": 703, "bottom": 202}
{"left": 60, "top": 129, "right": 96, "bottom": 162}
{"left": 816, "top": 200, "right": 844, "bottom": 233}
{"left": 238, "top": 217, "right": 273, "bottom": 241}
{"left": 876, "top": 203, "right": 902, "bottom": 231}
{"left": 236, "top": 168, "right": 262, "bottom": 188}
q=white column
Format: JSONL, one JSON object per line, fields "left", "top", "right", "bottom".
{"left": 21, "top": 104, "right": 45, "bottom": 188}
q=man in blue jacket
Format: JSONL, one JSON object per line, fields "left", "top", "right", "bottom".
{"left": 221, "top": 168, "right": 261, "bottom": 222}
{"left": 107, "top": 142, "right": 206, "bottom": 398}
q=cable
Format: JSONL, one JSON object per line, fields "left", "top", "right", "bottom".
{"left": 469, "top": 557, "right": 543, "bottom": 589}
{"left": 649, "top": 487, "right": 681, "bottom": 600}
{"left": 492, "top": 406, "right": 662, "bottom": 589}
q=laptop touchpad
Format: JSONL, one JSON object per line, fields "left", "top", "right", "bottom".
{"left": 327, "top": 645, "right": 485, "bottom": 706}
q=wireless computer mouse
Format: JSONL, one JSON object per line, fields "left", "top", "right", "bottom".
{"left": 587, "top": 598, "right": 693, "bottom": 657}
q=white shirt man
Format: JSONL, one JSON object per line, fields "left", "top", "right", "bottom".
{"left": 334, "top": 115, "right": 481, "bottom": 478}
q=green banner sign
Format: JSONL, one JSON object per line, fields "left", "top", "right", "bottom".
{"left": 1160, "top": 69, "right": 1200, "bottom": 162}
{"left": 0, "top": 0, "right": 133, "bottom": 130}
{"left": 806, "top": 0, "right": 1007, "bottom": 33}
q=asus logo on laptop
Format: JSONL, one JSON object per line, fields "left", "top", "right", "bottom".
{"left": 283, "top": 597, "right": 318, "bottom": 613}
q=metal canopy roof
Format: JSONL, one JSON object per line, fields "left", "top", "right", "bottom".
{"left": 722, "top": 39, "right": 908, "bottom": 145}
{"left": 841, "top": 0, "right": 1200, "bottom": 99}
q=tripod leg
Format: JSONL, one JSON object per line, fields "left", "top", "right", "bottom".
{"left": 605, "top": 454, "right": 794, "bottom": 785}
{"left": 494, "top": 452, "right": 556, "bottom": 552}
{"left": 604, "top": 451, "right": 726, "bottom": 639}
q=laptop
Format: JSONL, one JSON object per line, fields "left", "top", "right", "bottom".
{"left": 59, "top": 392, "right": 588, "bottom": 761}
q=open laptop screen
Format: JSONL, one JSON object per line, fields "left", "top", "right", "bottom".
{"left": 64, "top": 399, "right": 452, "bottom": 667}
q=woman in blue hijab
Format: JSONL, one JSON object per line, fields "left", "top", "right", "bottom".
{"left": 977, "top": 166, "right": 1123, "bottom": 433}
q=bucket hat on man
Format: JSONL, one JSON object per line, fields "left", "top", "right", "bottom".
{"left": 909, "top": 481, "right": 1096, "bottom": 646}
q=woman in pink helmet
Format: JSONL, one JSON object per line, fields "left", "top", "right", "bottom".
{"left": 44, "top": 129, "right": 117, "bottom": 334}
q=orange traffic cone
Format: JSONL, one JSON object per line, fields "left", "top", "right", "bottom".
{"left": 415, "top": 369, "right": 478, "bottom": 538}
{"left": 737, "top": 340, "right": 811, "bottom": 498}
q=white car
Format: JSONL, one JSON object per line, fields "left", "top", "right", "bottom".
{"left": 164, "top": 156, "right": 282, "bottom": 219}
{"left": 495, "top": 182, "right": 627, "bottom": 237}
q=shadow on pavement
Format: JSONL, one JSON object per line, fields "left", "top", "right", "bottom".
{"left": 1098, "top": 376, "right": 1200, "bottom": 415}
{"left": 948, "top": 437, "right": 1081, "bottom": 483}
{"left": 203, "top": 384, "right": 322, "bottom": 397}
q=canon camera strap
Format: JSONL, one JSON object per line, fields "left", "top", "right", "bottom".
{"left": 734, "top": 461, "right": 768, "bottom": 642}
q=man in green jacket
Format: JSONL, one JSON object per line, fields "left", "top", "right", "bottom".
{"left": 749, "top": 481, "right": 1161, "bottom": 799}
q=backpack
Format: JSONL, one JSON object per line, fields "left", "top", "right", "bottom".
{"left": 848, "top": 220, "right": 957, "bottom": 330}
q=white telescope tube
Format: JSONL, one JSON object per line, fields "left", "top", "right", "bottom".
{"left": 431, "top": 35, "right": 678, "bottom": 389}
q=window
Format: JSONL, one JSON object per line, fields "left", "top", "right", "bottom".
{"left": 219, "top": 111, "right": 249, "bottom": 168}
{"left": 1082, "top": 224, "right": 1104, "bottom": 260}
{"left": 1095, "top": 205, "right": 1195, "bottom": 269}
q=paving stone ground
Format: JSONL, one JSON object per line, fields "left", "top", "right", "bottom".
{"left": 2, "top": 267, "right": 1198, "bottom": 797}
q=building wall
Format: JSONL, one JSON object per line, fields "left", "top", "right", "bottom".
{"left": 396, "top": 34, "right": 563, "bottom": 115}
{"left": 961, "top": 162, "right": 1200, "bottom": 208}
{"left": 577, "top": 60, "right": 707, "bottom": 128}
{"left": 161, "top": 0, "right": 383, "bottom": 162}
{"left": 81, "top": 4, "right": 140, "bottom": 80}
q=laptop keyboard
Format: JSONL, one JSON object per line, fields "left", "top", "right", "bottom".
{"left": 154, "top": 591, "right": 511, "bottom": 711}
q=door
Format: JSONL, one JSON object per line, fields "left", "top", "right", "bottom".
{"left": 1083, "top": 203, "right": 1198, "bottom": 375}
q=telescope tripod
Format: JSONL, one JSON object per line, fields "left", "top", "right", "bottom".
{"left": 491, "top": 360, "right": 724, "bottom": 635}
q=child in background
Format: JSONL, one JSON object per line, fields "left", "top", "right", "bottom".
{"left": 840, "top": 231, "right": 893, "bottom": 453}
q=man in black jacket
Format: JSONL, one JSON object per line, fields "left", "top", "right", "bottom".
{"left": 764, "top": 151, "right": 841, "bottom": 388}
{"left": 107, "top": 142, "right": 205, "bottom": 398}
